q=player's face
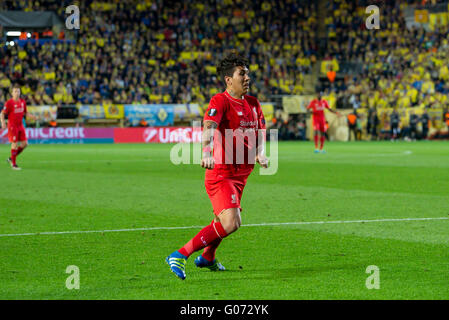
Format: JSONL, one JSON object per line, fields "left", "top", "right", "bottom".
{"left": 12, "top": 88, "right": 20, "bottom": 100}
{"left": 228, "top": 66, "right": 250, "bottom": 96}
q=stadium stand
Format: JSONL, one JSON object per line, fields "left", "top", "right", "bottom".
{"left": 322, "top": 0, "right": 449, "bottom": 112}
{"left": 1, "top": 0, "right": 448, "bottom": 140}
{"left": 0, "top": 0, "right": 318, "bottom": 107}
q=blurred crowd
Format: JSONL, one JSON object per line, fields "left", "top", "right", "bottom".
{"left": 322, "top": 0, "right": 449, "bottom": 113}
{"left": 0, "top": 0, "right": 318, "bottom": 106}
{"left": 272, "top": 113, "right": 308, "bottom": 141}
{"left": 345, "top": 107, "right": 449, "bottom": 141}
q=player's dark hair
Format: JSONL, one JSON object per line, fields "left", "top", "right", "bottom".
{"left": 217, "top": 52, "right": 249, "bottom": 86}
{"left": 11, "top": 84, "right": 20, "bottom": 90}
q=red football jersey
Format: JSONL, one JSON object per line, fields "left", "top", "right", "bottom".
{"left": 2, "top": 98, "right": 27, "bottom": 127}
{"left": 307, "top": 99, "right": 329, "bottom": 122}
{"left": 204, "top": 90, "right": 266, "bottom": 176}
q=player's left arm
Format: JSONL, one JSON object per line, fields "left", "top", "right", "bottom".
{"left": 255, "top": 101, "right": 268, "bottom": 168}
{"left": 324, "top": 100, "right": 342, "bottom": 116}
{"left": 23, "top": 100, "right": 35, "bottom": 122}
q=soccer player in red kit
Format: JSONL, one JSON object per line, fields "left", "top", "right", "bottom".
{"left": 166, "top": 53, "right": 268, "bottom": 280}
{"left": 1, "top": 85, "right": 28, "bottom": 170}
{"left": 307, "top": 92, "right": 340, "bottom": 153}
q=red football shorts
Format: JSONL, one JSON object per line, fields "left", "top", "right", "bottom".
{"left": 313, "top": 118, "right": 326, "bottom": 132}
{"left": 8, "top": 126, "right": 27, "bottom": 143}
{"left": 205, "top": 173, "right": 249, "bottom": 216}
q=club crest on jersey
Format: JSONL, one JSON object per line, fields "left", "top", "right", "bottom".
{"left": 208, "top": 108, "right": 217, "bottom": 116}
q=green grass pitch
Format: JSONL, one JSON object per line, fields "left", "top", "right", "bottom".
{"left": 0, "top": 141, "right": 448, "bottom": 299}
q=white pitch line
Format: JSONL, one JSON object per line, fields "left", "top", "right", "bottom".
{"left": 33, "top": 159, "right": 153, "bottom": 164}
{"left": 0, "top": 217, "right": 448, "bottom": 238}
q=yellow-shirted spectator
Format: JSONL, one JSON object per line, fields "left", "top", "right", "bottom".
{"left": 440, "top": 65, "right": 449, "bottom": 80}
{"left": 21, "top": 85, "right": 32, "bottom": 96}
{"left": 53, "top": 92, "right": 63, "bottom": 103}
{"left": 261, "top": 1, "right": 271, "bottom": 11}
{"left": 407, "top": 87, "right": 419, "bottom": 104}
{"left": 422, "top": 80, "right": 435, "bottom": 94}
{"left": 163, "top": 94, "right": 171, "bottom": 103}
{"left": 209, "top": 87, "right": 219, "bottom": 97}
{"left": 18, "top": 50, "right": 27, "bottom": 60}
{"left": 217, "top": 17, "right": 228, "bottom": 27}
{"left": 96, "top": 38, "right": 105, "bottom": 47}
{"left": 150, "top": 93, "right": 161, "bottom": 102}
{"left": 0, "top": 76, "right": 11, "bottom": 89}
{"left": 377, "top": 97, "right": 388, "bottom": 109}
{"left": 398, "top": 95, "right": 411, "bottom": 109}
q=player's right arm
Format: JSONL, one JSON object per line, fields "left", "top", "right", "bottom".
{"left": 0, "top": 113, "right": 5, "bottom": 130}
{"left": 1, "top": 102, "right": 9, "bottom": 129}
{"left": 201, "top": 95, "right": 225, "bottom": 170}
{"left": 306, "top": 100, "right": 314, "bottom": 111}
{"left": 306, "top": 100, "right": 316, "bottom": 119}
{"left": 201, "top": 120, "right": 217, "bottom": 169}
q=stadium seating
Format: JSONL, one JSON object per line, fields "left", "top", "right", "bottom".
{"left": 323, "top": 0, "right": 449, "bottom": 112}
{"left": 0, "top": 0, "right": 318, "bottom": 106}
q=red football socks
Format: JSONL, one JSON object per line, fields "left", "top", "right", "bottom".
{"left": 178, "top": 221, "right": 227, "bottom": 258}
{"left": 314, "top": 134, "right": 319, "bottom": 149}
{"left": 11, "top": 149, "right": 18, "bottom": 166}
{"left": 320, "top": 135, "right": 325, "bottom": 150}
{"left": 202, "top": 238, "right": 222, "bottom": 262}
{"left": 202, "top": 220, "right": 223, "bottom": 262}
{"left": 16, "top": 146, "right": 24, "bottom": 156}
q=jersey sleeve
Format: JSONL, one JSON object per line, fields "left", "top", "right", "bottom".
{"left": 256, "top": 100, "right": 266, "bottom": 147}
{"left": 1, "top": 101, "right": 10, "bottom": 115}
{"left": 324, "top": 100, "right": 330, "bottom": 109}
{"left": 204, "top": 95, "right": 226, "bottom": 125}
{"left": 257, "top": 101, "right": 266, "bottom": 130}
{"left": 23, "top": 100, "right": 27, "bottom": 114}
{"left": 306, "top": 100, "right": 314, "bottom": 110}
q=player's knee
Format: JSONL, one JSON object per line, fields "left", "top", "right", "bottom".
{"left": 220, "top": 209, "right": 241, "bottom": 234}
{"left": 222, "top": 219, "right": 240, "bottom": 234}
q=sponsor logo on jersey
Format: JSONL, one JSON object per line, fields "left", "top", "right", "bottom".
{"left": 208, "top": 108, "right": 217, "bottom": 116}
{"left": 240, "top": 120, "right": 257, "bottom": 127}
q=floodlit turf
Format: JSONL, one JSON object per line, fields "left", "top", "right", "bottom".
{"left": 0, "top": 141, "right": 449, "bottom": 300}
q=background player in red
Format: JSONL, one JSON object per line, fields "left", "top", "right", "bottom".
{"left": 166, "top": 52, "right": 268, "bottom": 280}
{"left": 1, "top": 85, "right": 28, "bottom": 170}
{"left": 307, "top": 92, "right": 340, "bottom": 153}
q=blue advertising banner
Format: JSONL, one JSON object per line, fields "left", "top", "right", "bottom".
{"left": 124, "top": 104, "right": 174, "bottom": 126}
{"left": 78, "top": 105, "right": 106, "bottom": 119}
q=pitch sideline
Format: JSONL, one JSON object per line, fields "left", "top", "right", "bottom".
{"left": 0, "top": 217, "right": 448, "bottom": 238}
